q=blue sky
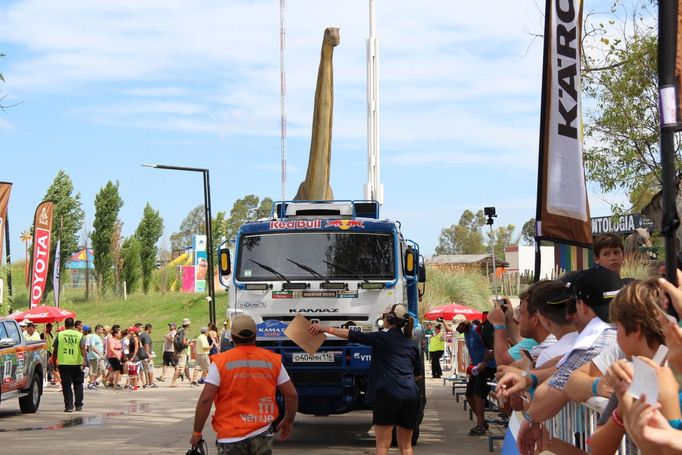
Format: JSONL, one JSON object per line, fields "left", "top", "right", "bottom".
{"left": 0, "top": 0, "right": 626, "bottom": 258}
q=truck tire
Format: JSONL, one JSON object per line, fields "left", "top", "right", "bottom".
{"left": 19, "top": 372, "right": 42, "bottom": 413}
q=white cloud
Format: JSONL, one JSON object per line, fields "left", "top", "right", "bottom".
{"left": 0, "top": 117, "right": 11, "bottom": 129}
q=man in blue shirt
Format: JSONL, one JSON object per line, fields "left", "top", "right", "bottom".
{"left": 456, "top": 318, "right": 496, "bottom": 435}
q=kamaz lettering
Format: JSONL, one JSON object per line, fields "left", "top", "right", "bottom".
{"left": 270, "top": 220, "right": 322, "bottom": 230}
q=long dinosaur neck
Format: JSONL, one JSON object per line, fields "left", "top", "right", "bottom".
{"left": 295, "top": 28, "right": 338, "bottom": 201}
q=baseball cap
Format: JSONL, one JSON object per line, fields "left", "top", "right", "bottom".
{"left": 83, "top": 325, "right": 91, "bottom": 332}
{"left": 182, "top": 317, "right": 191, "bottom": 326}
{"left": 18, "top": 319, "right": 28, "bottom": 327}
{"left": 452, "top": 314, "right": 467, "bottom": 324}
{"left": 384, "top": 304, "right": 408, "bottom": 319}
{"left": 549, "top": 268, "right": 623, "bottom": 322}
{"left": 231, "top": 315, "right": 256, "bottom": 340}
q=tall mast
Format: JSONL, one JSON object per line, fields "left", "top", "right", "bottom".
{"left": 364, "top": 0, "right": 383, "bottom": 204}
{"left": 280, "top": 0, "right": 287, "bottom": 200}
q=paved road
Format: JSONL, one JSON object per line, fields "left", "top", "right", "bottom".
{"left": 0, "top": 373, "right": 504, "bottom": 454}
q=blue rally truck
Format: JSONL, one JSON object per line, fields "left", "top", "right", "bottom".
{"left": 218, "top": 200, "right": 427, "bottom": 442}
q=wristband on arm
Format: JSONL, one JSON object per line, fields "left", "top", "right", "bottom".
{"left": 592, "top": 378, "right": 601, "bottom": 397}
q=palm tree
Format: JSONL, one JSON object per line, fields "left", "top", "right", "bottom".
{"left": 20, "top": 230, "right": 31, "bottom": 286}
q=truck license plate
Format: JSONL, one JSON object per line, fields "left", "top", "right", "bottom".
{"left": 292, "top": 352, "right": 334, "bottom": 363}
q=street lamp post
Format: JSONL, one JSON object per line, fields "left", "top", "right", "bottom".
{"left": 484, "top": 207, "right": 498, "bottom": 299}
{"left": 142, "top": 163, "right": 217, "bottom": 324}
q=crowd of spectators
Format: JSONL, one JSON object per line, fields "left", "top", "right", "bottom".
{"left": 444, "top": 233, "right": 682, "bottom": 454}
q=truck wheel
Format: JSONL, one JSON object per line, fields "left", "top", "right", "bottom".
{"left": 19, "top": 372, "right": 42, "bottom": 413}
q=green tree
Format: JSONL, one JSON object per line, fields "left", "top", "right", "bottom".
{"left": 42, "top": 170, "right": 85, "bottom": 297}
{"left": 521, "top": 218, "right": 536, "bottom": 245}
{"left": 435, "top": 210, "right": 487, "bottom": 255}
{"left": 91, "top": 181, "right": 123, "bottom": 295}
{"left": 121, "top": 236, "right": 142, "bottom": 294}
{"left": 170, "top": 205, "right": 204, "bottom": 251}
{"left": 581, "top": 3, "right": 675, "bottom": 210}
{"left": 135, "top": 203, "right": 164, "bottom": 294}
{"left": 490, "top": 224, "right": 516, "bottom": 259}
{"left": 225, "top": 195, "right": 273, "bottom": 243}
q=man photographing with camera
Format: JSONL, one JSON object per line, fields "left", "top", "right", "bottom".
{"left": 189, "top": 315, "right": 298, "bottom": 454}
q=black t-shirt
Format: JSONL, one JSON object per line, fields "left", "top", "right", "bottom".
{"left": 348, "top": 328, "right": 423, "bottom": 402}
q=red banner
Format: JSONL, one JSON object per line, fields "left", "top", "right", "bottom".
{"left": 0, "top": 182, "right": 11, "bottom": 261}
{"left": 30, "top": 201, "right": 54, "bottom": 308}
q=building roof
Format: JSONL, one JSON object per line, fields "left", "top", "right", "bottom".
{"left": 426, "top": 254, "right": 508, "bottom": 267}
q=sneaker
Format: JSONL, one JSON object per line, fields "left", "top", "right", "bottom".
{"left": 197, "top": 378, "right": 205, "bottom": 385}
{"left": 190, "top": 382, "right": 198, "bottom": 387}
{"left": 149, "top": 383, "right": 158, "bottom": 388}
{"left": 131, "top": 386, "right": 139, "bottom": 391}
{"left": 64, "top": 408, "right": 74, "bottom": 413}
{"left": 468, "top": 425, "right": 488, "bottom": 436}
{"left": 156, "top": 377, "right": 165, "bottom": 382}
{"left": 75, "top": 406, "right": 82, "bottom": 412}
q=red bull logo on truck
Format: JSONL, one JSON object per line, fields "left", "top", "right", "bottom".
{"left": 325, "top": 220, "right": 364, "bottom": 230}
{"left": 269, "top": 220, "right": 322, "bottom": 230}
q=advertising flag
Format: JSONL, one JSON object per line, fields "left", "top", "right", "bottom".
{"left": 535, "top": 0, "right": 592, "bottom": 248}
{"left": 53, "top": 238, "right": 61, "bottom": 307}
{"left": 29, "top": 201, "right": 54, "bottom": 308}
{"left": 0, "top": 182, "right": 12, "bottom": 261}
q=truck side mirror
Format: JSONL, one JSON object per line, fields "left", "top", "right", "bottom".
{"left": 418, "top": 264, "right": 426, "bottom": 283}
{"left": 219, "top": 248, "right": 232, "bottom": 277}
{"left": 0, "top": 337, "right": 16, "bottom": 349}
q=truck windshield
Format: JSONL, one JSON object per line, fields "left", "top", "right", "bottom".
{"left": 237, "top": 232, "right": 394, "bottom": 281}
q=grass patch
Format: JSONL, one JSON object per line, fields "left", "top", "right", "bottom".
{"left": 421, "top": 267, "right": 492, "bottom": 320}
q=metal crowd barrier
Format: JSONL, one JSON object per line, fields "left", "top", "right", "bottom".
{"left": 546, "top": 398, "right": 640, "bottom": 454}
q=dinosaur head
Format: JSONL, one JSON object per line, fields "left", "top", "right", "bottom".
{"left": 324, "top": 27, "right": 340, "bottom": 47}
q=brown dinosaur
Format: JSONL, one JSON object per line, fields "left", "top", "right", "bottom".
{"left": 294, "top": 27, "right": 339, "bottom": 201}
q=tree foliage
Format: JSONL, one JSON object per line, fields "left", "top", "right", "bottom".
{"left": 91, "top": 181, "right": 123, "bottom": 295}
{"left": 521, "top": 218, "right": 536, "bottom": 245}
{"left": 225, "top": 195, "right": 273, "bottom": 243}
{"left": 169, "top": 205, "right": 204, "bottom": 251}
{"left": 436, "top": 210, "right": 487, "bottom": 255}
{"left": 134, "top": 203, "right": 164, "bottom": 294}
{"left": 121, "top": 236, "right": 142, "bottom": 294}
{"left": 582, "top": 2, "right": 677, "bottom": 210}
{"left": 491, "top": 224, "right": 517, "bottom": 259}
{"left": 42, "top": 170, "right": 85, "bottom": 297}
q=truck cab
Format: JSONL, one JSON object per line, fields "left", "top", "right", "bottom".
{"left": 219, "top": 200, "right": 426, "bottom": 429}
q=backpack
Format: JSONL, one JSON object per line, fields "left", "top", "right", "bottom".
{"left": 174, "top": 329, "right": 186, "bottom": 352}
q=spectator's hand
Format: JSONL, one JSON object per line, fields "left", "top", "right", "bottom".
{"left": 658, "top": 271, "right": 682, "bottom": 317}
{"left": 496, "top": 371, "right": 527, "bottom": 397}
{"left": 604, "top": 359, "right": 633, "bottom": 401}
{"left": 308, "top": 324, "right": 324, "bottom": 335}
{"left": 623, "top": 395, "right": 682, "bottom": 454}
{"left": 487, "top": 301, "right": 506, "bottom": 326}
{"left": 660, "top": 316, "right": 682, "bottom": 375}
{"left": 496, "top": 364, "right": 522, "bottom": 377}
{"left": 595, "top": 377, "right": 614, "bottom": 399}
{"left": 517, "top": 420, "right": 543, "bottom": 455}
{"left": 276, "top": 419, "right": 294, "bottom": 441}
{"left": 476, "top": 362, "right": 487, "bottom": 373}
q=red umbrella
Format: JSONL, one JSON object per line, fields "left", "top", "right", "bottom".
{"left": 424, "top": 303, "right": 482, "bottom": 321}
{"left": 12, "top": 306, "right": 76, "bottom": 324}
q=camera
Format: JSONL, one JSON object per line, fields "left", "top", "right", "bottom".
{"left": 484, "top": 207, "right": 496, "bottom": 217}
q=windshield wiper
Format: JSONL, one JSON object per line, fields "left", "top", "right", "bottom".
{"left": 286, "top": 258, "right": 328, "bottom": 282}
{"left": 323, "top": 260, "right": 368, "bottom": 283}
{"left": 249, "top": 259, "right": 291, "bottom": 283}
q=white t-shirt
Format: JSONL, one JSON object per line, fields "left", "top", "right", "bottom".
{"left": 591, "top": 342, "right": 624, "bottom": 374}
{"left": 535, "top": 331, "right": 579, "bottom": 368}
{"left": 530, "top": 334, "right": 557, "bottom": 361}
{"left": 205, "top": 361, "right": 291, "bottom": 443}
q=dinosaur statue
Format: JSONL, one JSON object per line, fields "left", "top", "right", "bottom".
{"left": 294, "top": 27, "right": 340, "bottom": 201}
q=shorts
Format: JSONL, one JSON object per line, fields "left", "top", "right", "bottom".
{"left": 128, "top": 362, "right": 141, "bottom": 376}
{"left": 465, "top": 367, "right": 496, "bottom": 399}
{"left": 108, "top": 357, "right": 124, "bottom": 373}
{"left": 216, "top": 430, "right": 273, "bottom": 455}
{"left": 176, "top": 352, "right": 188, "bottom": 370}
{"left": 88, "top": 358, "right": 104, "bottom": 376}
{"left": 196, "top": 354, "right": 210, "bottom": 372}
{"left": 163, "top": 351, "right": 176, "bottom": 367}
{"left": 141, "top": 358, "right": 154, "bottom": 373}
{"left": 372, "top": 388, "right": 419, "bottom": 430}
